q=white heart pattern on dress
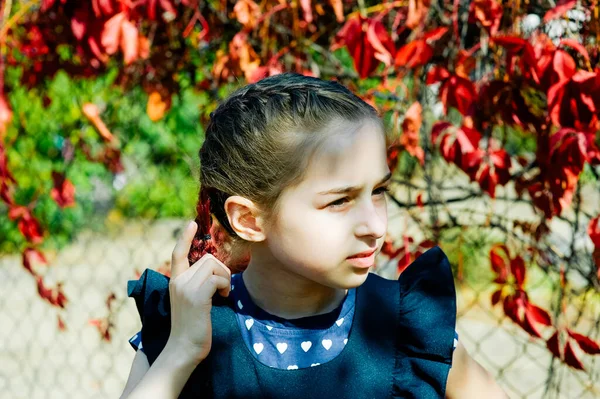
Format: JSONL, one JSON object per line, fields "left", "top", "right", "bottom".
{"left": 322, "top": 339, "right": 332, "bottom": 350}
{"left": 287, "top": 365, "right": 298, "bottom": 370}
{"left": 311, "top": 363, "right": 320, "bottom": 367}
{"left": 335, "top": 317, "right": 344, "bottom": 327}
{"left": 237, "top": 300, "right": 243, "bottom": 309}
{"left": 253, "top": 343, "right": 264, "bottom": 355}
{"left": 343, "top": 338, "right": 348, "bottom": 345}
{"left": 245, "top": 318, "right": 254, "bottom": 330}
{"left": 266, "top": 325, "right": 273, "bottom": 331}
{"left": 231, "top": 284, "right": 235, "bottom": 291}
{"left": 301, "top": 341, "right": 312, "bottom": 352}
{"left": 276, "top": 342, "right": 288, "bottom": 354}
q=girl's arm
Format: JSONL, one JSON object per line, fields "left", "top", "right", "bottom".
{"left": 119, "top": 341, "right": 202, "bottom": 399}
{"left": 445, "top": 341, "right": 509, "bottom": 399}
{"left": 119, "top": 350, "right": 150, "bottom": 397}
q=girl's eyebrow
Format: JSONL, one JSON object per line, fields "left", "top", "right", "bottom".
{"left": 318, "top": 172, "right": 392, "bottom": 195}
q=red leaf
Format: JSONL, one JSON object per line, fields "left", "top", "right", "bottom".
{"left": 564, "top": 341, "right": 585, "bottom": 370}
{"left": 35, "top": 277, "right": 68, "bottom": 308}
{"left": 397, "top": 254, "right": 411, "bottom": 275}
{"left": 91, "top": 0, "right": 116, "bottom": 17}
{"left": 88, "top": 318, "right": 102, "bottom": 327}
{"left": 332, "top": 16, "right": 394, "bottom": 78}
{"left": 88, "top": 318, "right": 111, "bottom": 341}
{"left": 468, "top": 0, "right": 502, "bottom": 36}
{"left": 57, "top": 315, "right": 67, "bottom": 331}
{"left": 82, "top": 103, "right": 116, "bottom": 143}
{"left": 522, "top": 309, "right": 544, "bottom": 338}
{"left": 462, "top": 147, "right": 511, "bottom": 198}
{"left": 400, "top": 102, "right": 424, "bottom": 164}
{"left": 588, "top": 216, "right": 600, "bottom": 248}
{"left": 503, "top": 296, "right": 521, "bottom": 325}
{"left": 543, "top": 1, "right": 577, "bottom": 23}
{"left": 568, "top": 330, "right": 600, "bottom": 355}
{"left": 492, "top": 36, "right": 539, "bottom": 83}
{"left": 548, "top": 70, "right": 599, "bottom": 132}
{"left": 510, "top": 256, "right": 526, "bottom": 287}
{"left": 491, "top": 288, "right": 503, "bottom": 306}
{"left": 559, "top": 38, "right": 590, "bottom": 63}
{"left": 366, "top": 18, "right": 396, "bottom": 67}
{"left": 423, "top": 27, "right": 448, "bottom": 42}
{"left": 381, "top": 237, "right": 404, "bottom": 258}
{"left": 233, "top": 0, "right": 260, "bottom": 28}
{"left": 120, "top": 19, "right": 139, "bottom": 65}
{"left": 430, "top": 121, "right": 452, "bottom": 142}
{"left": 329, "top": 0, "right": 344, "bottom": 23}
{"left": 439, "top": 75, "right": 476, "bottom": 115}
{"left": 106, "top": 292, "right": 117, "bottom": 310}
{"left": 101, "top": 13, "right": 125, "bottom": 55}
{"left": 147, "top": 0, "right": 158, "bottom": 20}
{"left": 22, "top": 248, "right": 47, "bottom": 275}
{"left": 18, "top": 214, "right": 44, "bottom": 244}
{"left": 547, "top": 331, "right": 562, "bottom": 358}
{"left": 41, "top": 0, "right": 58, "bottom": 12}
{"left": 549, "top": 129, "right": 588, "bottom": 180}
{"left": 406, "top": 0, "right": 430, "bottom": 29}
{"left": 432, "top": 124, "right": 481, "bottom": 168}
{"left": 50, "top": 172, "right": 76, "bottom": 208}
{"left": 490, "top": 249, "right": 507, "bottom": 275}
{"left": 70, "top": 7, "right": 89, "bottom": 41}
{"left": 395, "top": 40, "right": 433, "bottom": 69}
{"left": 416, "top": 193, "right": 424, "bottom": 208}
{"left": 593, "top": 247, "right": 600, "bottom": 280}
{"left": 0, "top": 93, "right": 12, "bottom": 137}
{"left": 299, "top": 0, "right": 313, "bottom": 23}
{"left": 551, "top": 50, "right": 577, "bottom": 82}
{"left": 0, "top": 140, "right": 16, "bottom": 192}
{"left": 8, "top": 205, "right": 27, "bottom": 220}
{"left": 426, "top": 66, "right": 451, "bottom": 84}
{"left": 526, "top": 303, "right": 552, "bottom": 326}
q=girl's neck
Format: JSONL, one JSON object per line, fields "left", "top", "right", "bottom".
{"left": 241, "top": 252, "right": 348, "bottom": 320}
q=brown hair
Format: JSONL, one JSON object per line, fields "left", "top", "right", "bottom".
{"left": 188, "top": 73, "right": 383, "bottom": 271}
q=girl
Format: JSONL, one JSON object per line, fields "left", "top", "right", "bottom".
{"left": 120, "top": 73, "right": 508, "bottom": 398}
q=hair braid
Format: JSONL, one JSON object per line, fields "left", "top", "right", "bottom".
{"left": 187, "top": 186, "right": 216, "bottom": 265}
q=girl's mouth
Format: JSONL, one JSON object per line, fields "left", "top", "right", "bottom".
{"left": 346, "top": 252, "right": 376, "bottom": 268}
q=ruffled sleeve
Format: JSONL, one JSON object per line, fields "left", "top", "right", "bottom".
{"left": 128, "top": 330, "right": 144, "bottom": 352}
{"left": 127, "top": 268, "right": 172, "bottom": 365}
{"left": 392, "top": 246, "right": 457, "bottom": 398}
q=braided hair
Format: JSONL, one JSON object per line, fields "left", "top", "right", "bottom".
{"left": 187, "top": 73, "right": 382, "bottom": 272}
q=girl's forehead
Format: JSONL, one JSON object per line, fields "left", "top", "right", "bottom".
{"left": 302, "top": 119, "right": 388, "bottom": 187}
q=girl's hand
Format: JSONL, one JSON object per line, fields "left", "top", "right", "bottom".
{"left": 166, "top": 221, "right": 232, "bottom": 365}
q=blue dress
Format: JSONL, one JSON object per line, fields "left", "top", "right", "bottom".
{"left": 127, "top": 246, "right": 457, "bottom": 398}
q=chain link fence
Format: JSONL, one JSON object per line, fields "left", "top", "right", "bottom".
{"left": 1, "top": 165, "right": 599, "bottom": 399}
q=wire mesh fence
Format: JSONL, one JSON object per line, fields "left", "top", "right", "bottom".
{"left": 0, "top": 131, "right": 599, "bottom": 398}
{"left": 1, "top": 211, "right": 599, "bottom": 398}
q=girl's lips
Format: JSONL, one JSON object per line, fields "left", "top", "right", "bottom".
{"left": 348, "top": 249, "right": 376, "bottom": 258}
{"left": 346, "top": 252, "right": 376, "bottom": 268}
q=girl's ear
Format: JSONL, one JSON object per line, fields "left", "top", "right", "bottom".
{"left": 224, "top": 196, "right": 267, "bottom": 242}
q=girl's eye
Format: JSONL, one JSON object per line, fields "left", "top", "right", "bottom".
{"left": 327, "top": 186, "right": 390, "bottom": 208}
{"left": 373, "top": 186, "right": 390, "bottom": 196}
{"left": 328, "top": 197, "right": 350, "bottom": 208}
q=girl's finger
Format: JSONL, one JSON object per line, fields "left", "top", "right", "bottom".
{"left": 188, "top": 253, "right": 231, "bottom": 282}
{"left": 187, "top": 257, "right": 232, "bottom": 298}
{"left": 171, "top": 221, "right": 197, "bottom": 279}
{"left": 200, "top": 275, "right": 231, "bottom": 299}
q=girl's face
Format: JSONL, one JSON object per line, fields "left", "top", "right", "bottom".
{"left": 264, "top": 118, "right": 390, "bottom": 290}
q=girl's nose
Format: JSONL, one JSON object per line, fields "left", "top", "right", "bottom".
{"left": 354, "top": 200, "right": 387, "bottom": 239}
